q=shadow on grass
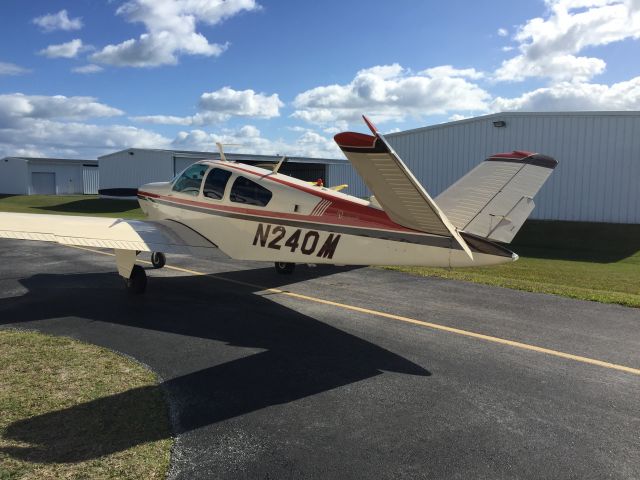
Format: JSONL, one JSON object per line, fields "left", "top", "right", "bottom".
{"left": 1, "top": 386, "right": 167, "bottom": 463}
{"left": 38, "top": 198, "right": 141, "bottom": 215}
{"left": 513, "top": 246, "right": 639, "bottom": 263}
{"left": 0, "top": 265, "right": 430, "bottom": 463}
{"left": 511, "top": 220, "right": 640, "bottom": 263}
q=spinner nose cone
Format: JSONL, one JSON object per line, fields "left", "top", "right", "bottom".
{"left": 512, "top": 252, "right": 519, "bottom": 262}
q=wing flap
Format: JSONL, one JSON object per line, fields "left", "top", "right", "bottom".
{"left": 0, "top": 212, "right": 216, "bottom": 255}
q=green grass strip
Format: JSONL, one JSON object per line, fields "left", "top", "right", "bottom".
{"left": 0, "top": 330, "right": 171, "bottom": 479}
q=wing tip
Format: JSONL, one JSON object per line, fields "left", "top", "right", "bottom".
{"left": 487, "top": 151, "right": 558, "bottom": 169}
{"left": 362, "top": 115, "right": 378, "bottom": 135}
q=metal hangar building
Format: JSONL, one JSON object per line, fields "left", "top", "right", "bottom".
{"left": 329, "top": 111, "right": 640, "bottom": 224}
{"left": 0, "top": 156, "right": 99, "bottom": 195}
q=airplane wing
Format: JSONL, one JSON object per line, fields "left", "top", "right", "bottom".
{"left": 334, "top": 116, "right": 473, "bottom": 259}
{"left": 0, "top": 212, "right": 217, "bottom": 255}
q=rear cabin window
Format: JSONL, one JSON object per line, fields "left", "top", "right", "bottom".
{"left": 230, "top": 176, "right": 272, "bottom": 207}
{"left": 203, "top": 168, "right": 232, "bottom": 200}
{"left": 172, "top": 164, "right": 207, "bottom": 196}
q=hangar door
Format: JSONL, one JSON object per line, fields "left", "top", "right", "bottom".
{"left": 31, "top": 172, "right": 56, "bottom": 194}
{"left": 279, "top": 163, "right": 325, "bottom": 182}
{"left": 174, "top": 156, "right": 202, "bottom": 176}
{"left": 82, "top": 165, "right": 99, "bottom": 194}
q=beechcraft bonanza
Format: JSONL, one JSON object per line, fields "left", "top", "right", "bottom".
{"left": 0, "top": 116, "right": 557, "bottom": 293}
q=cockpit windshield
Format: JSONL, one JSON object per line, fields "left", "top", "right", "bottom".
{"left": 172, "top": 164, "right": 207, "bottom": 196}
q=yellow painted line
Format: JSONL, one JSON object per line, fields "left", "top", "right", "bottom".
{"left": 68, "top": 245, "right": 640, "bottom": 376}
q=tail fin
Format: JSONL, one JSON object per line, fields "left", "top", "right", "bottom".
{"left": 435, "top": 151, "right": 558, "bottom": 243}
{"left": 335, "top": 115, "right": 474, "bottom": 259}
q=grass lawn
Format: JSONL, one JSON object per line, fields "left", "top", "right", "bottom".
{"left": 0, "top": 329, "right": 171, "bottom": 480}
{"left": 0, "top": 194, "right": 144, "bottom": 219}
{"left": 386, "top": 221, "right": 640, "bottom": 308}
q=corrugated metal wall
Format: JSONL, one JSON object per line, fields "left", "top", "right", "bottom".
{"left": 0, "top": 158, "right": 28, "bottom": 194}
{"left": 326, "top": 164, "right": 370, "bottom": 198}
{"left": 326, "top": 112, "right": 640, "bottom": 224}
{"left": 82, "top": 166, "right": 99, "bottom": 194}
{"left": 99, "top": 150, "right": 175, "bottom": 191}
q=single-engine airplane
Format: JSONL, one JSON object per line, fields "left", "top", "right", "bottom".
{"left": 0, "top": 116, "right": 557, "bottom": 293}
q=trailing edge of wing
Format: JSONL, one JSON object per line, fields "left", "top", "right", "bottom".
{"left": 334, "top": 116, "right": 473, "bottom": 259}
{"left": 0, "top": 212, "right": 217, "bottom": 255}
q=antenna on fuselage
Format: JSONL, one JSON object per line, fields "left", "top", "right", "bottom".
{"left": 215, "top": 142, "right": 241, "bottom": 162}
{"left": 272, "top": 155, "right": 287, "bottom": 174}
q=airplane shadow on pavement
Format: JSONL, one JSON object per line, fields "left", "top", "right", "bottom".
{"left": 0, "top": 265, "right": 430, "bottom": 463}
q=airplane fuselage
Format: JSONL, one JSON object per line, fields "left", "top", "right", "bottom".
{"left": 137, "top": 160, "right": 516, "bottom": 268}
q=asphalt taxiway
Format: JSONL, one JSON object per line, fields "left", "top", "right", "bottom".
{"left": 0, "top": 239, "right": 638, "bottom": 479}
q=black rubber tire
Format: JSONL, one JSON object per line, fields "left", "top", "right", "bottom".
{"left": 125, "top": 264, "right": 147, "bottom": 294}
{"left": 274, "top": 262, "right": 295, "bottom": 274}
{"left": 151, "top": 252, "right": 166, "bottom": 269}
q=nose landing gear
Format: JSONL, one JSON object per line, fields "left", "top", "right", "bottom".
{"left": 151, "top": 252, "right": 166, "bottom": 269}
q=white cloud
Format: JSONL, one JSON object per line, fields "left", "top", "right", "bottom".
{"left": 498, "top": 53, "right": 606, "bottom": 82}
{"left": 420, "top": 65, "right": 484, "bottom": 79}
{"left": 0, "top": 120, "right": 170, "bottom": 159}
{"left": 72, "top": 64, "right": 104, "bottom": 74}
{"left": 0, "top": 61, "right": 29, "bottom": 76}
{"left": 91, "top": 0, "right": 259, "bottom": 67}
{"left": 292, "top": 63, "right": 490, "bottom": 125}
{"left": 321, "top": 121, "right": 348, "bottom": 135}
{"left": 491, "top": 76, "right": 640, "bottom": 111}
{"left": 495, "top": 0, "right": 640, "bottom": 81}
{"left": 33, "top": 9, "right": 83, "bottom": 32}
{"left": 132, "top": 87, "right": 282, "bottom": 125}
{"left": 497, "top": 28, "right": 509, "bottom": 37}
{"left": 132, "top": 114, "right": 206, "bottom": 126}
{"left": 0, "top": 94, "right": 123, "bottom": 127}
{"left": 0, "top": 94, "right": 170, "bottom": 158}
{"left": 39, "top": 39, "right": 86, "bottom": 59}
{"left": 172, "top": 125, "right": 343, "bottom": 159}
{"left": 199, "top": 87, "right": 282, "bottom": 117}
{"left": 0, "top": 92, "right": 339, "bottom": 159}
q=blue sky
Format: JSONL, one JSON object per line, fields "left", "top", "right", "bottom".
{"left": 1, "top": 0, "right": 639, "bottom": 159}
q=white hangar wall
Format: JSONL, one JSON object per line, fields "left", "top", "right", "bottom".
{"left": 98, "top": 149, "right": 177, "bottom": 196}
{"left": 328, "top": 112, "right": 640, "bottom": 224}
{"left": 0, "top": 157, "right": 98, "bottom": 195}
{"left": 0, "top": 157, "right": 28, "bottom": 194}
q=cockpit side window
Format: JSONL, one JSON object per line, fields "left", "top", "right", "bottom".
{"left": 203, "top": 168, "right": 232, "bottom": 200}
{"left": 172, "top": 164, "right": 207, "bottom": 196}
{"left": 230, "top": 176, "right": 272, "bottom": 207}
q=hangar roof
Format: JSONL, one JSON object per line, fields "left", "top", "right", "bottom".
{"left": 387, "top": 110, "right": 640, "bottom": 138}
{"left": 2, "top": 156, "right": 97, "bottom": 165}
{"left": 98, "top": 148, "right": 347, "bottom": 164}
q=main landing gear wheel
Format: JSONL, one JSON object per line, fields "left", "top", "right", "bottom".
{"left": 125, "top": 265, "right": 147, "bottom": 294}
{"left": 151, "top": 252, "right": 166, "bottom": 269}
{"left": 275, "top": 262, "right": 295, "bottom": 274}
